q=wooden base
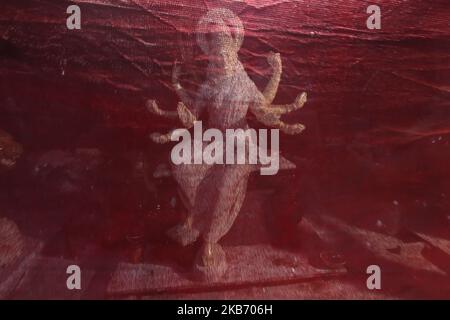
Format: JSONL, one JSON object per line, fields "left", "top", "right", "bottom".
{"left": 107, "top": 244, "right": 346, "bottom": 298}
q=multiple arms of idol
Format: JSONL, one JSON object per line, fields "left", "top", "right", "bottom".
{"left": 147, "top": 53, "right": 308, "bottom": 144}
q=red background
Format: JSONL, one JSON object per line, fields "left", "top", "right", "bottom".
{"left": 1, "top": 0, "right": 450, "bottom": 298}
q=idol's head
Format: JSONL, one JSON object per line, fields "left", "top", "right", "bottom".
{"left": 197, "top": 8, "right": 244, "bottom": 76}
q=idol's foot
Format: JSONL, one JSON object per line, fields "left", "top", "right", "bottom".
{"left": 167, "top": 222, "right": 199, "bottom": 246}
{"left": 193, "top": 242, "right": 227, "bottom": 282}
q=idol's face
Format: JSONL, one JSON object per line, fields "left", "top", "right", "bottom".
{"left": 207, "top": 31, "right": 238, "bottom": 77}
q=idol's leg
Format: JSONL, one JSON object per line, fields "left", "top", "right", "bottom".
{"left": 167, "top": 162, "right": 212, "bottom": 246}
{"left": 191, "top": 165, "right": 251, "bottom": 281}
